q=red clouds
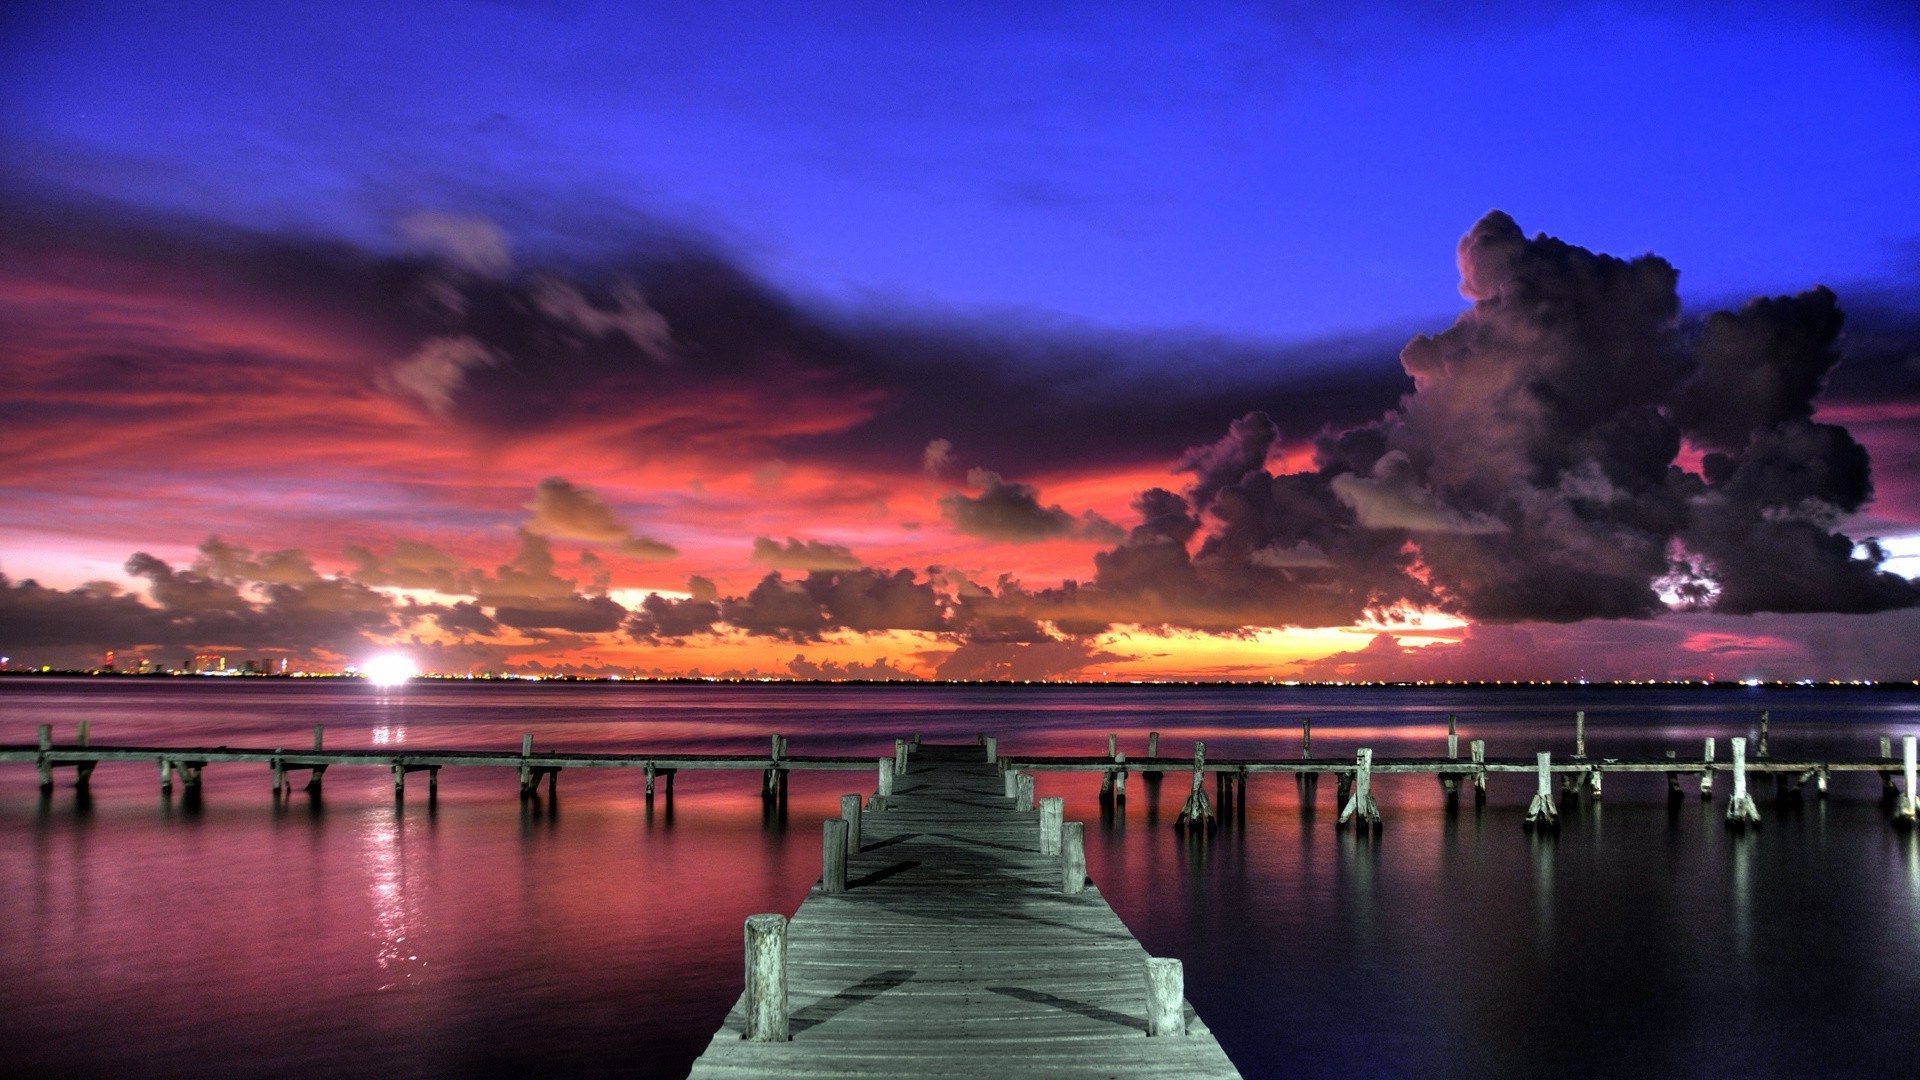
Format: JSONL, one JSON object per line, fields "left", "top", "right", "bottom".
{"left": 3, "top": 194, "right": 1918, "bottom": 679}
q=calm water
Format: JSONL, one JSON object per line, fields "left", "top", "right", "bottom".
{"left": 3, "top": 679, "right": 1918, "bottom": 1079}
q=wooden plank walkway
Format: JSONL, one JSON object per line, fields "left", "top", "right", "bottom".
{"left": 686, "top": 744, "right": 1242, "bottom": 1079}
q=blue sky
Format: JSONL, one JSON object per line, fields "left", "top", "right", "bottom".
{"left": 5, "top": 0, "right": 1920, "bottom": 679}
{"left": 8, "top": 0, "right": 1917, "bottom": 339}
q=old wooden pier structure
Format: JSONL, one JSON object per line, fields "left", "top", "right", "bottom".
{"left": 688, "top": 742, "right": 1242, "bottom": 1078}
{"left": 4, "top": 711, "right": 1917, "bottom": 833}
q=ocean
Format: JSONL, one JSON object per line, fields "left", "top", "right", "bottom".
{"left": 3, "top": 678, "right": 1917, "bottom": 1078}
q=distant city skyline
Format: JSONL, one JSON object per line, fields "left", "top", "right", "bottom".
{"left": 3, "top": 0, "right": 1919, "bottom": 680}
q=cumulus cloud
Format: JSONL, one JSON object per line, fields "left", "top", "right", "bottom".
{"left": 625, "top": 576, "right": 723, "bottom": 641}
{"left": 785, "top": 654, "right": 919, "bottom": 680}
{"left": 529, "top": 277, "right": 676, "bottom": 362}
{"left": 939, "top": 470, "right": 1123, "bottom": 543}
{"left": 751, "top": 536, "right": 864, "bottom": 571}
{"left": 397, "top": 212, "right": 513, "bottom": 277}
{"left": 524, "top": 477, "right": 677, "bottom": 560}
{"left": 1044, "top": 210, "right": 1916, "bottom": 629}
{"left": 1329, "top": 451, "right": 1507, "bottom": 534}
{"left": 383, "top": 335, "right": 504, "bottom": 416}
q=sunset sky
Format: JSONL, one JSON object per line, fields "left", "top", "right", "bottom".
{"left": 4, "top": 0, "right": 1919, "bottom": 680}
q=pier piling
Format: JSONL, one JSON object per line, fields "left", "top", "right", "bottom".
{"left": 1144, "top": 957, "right": 1186, "bottom": 1037}
{"left": 1175, "top": 741, "right": 1214, "bottom": 831}
{"left": 821, "top": 818, "right": 849, "bottom": 893}
{"left": 1040, "top": 796, "right": 1064, "bottom": 854}
{"left": 1339, "top": 748, "right": 1381, "bottom": 830}
{"left": 1062, "top": 821, "right": 1087, "bottom": 895}
{"left": 1015, "top": 772, "right": 1035, "bottom": 811}
{"left": 742, "top": 914, "right": 790, "bottom": 1042}
{"left": 1896, "top": 735, "right": 1918, "bottom": 830}
{"left": 840, "top": 794, "right": 863, "bottom": 852}
{"left": 1727, "top": 737, "right": 1761, "bottom": 829}
{"left": 1702, "top": 737, "right": 1716, "bottom": 799}
{"left": 1525, "top": 752, "right": 1558, "bottom": 832}
{"left": 1472, "top": 739, "right": 1487, "bottom": 806}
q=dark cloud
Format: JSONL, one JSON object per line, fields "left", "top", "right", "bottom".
{"left": 0, "top": 187, "right": 1415, "bottom": 485}
{"left": 930, "top": 637, "right": 1130, "bottom": 681}
{"left": 750, "top": 536, "right": 863, "bottom": 571}
{"left": 624, "top": 576, "right": 723, "bottom": 641}
{"left": 1038, "top": 211, "right": 1916, "bottom": 630}
{"left": 785, "top": 654, "right": 919, "bottom": 680}
{"left": 523, "top": 477, "right": 677, "bottom": 560}
{"left": 939, "top": 470, "right": 1123, "bottom": 543}
{"left": 1293, "top": 607, "right": 1920, "bottom": 683}
{"left": 721, "top": 567, "right": 950, "bottom": 642}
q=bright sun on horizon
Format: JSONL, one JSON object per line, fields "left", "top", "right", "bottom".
{"left": 361, "top": 653, "right": 417, "bottom": 687}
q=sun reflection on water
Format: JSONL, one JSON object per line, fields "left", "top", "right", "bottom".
{"left": 359, "top": 809, "right": 427, "bottom": 990}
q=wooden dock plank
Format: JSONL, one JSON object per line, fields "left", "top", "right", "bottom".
{"left": 685, "top": 744, "right": 1242, "bottom": 1079}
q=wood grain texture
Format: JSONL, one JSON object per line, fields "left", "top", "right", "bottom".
{"left": 686, "top": 744, "right": 1242, "bottom": 1079}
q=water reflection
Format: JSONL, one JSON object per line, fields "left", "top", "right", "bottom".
{"left": 1529, "top": 831, "right": 1555, "bottom": 955}
{"left": 358, "top": 807, "right": 428, "bottom": 990}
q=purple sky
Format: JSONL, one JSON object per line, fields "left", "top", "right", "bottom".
{"left": 3, "top": 0, "right": 1918, "bottom": 679}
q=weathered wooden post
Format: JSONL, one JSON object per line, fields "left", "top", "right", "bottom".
{"left": 1575, "top": 710, "right": 1586, "bottom": 758}
{"left": 1884, "top": 735, "right": 1901, "bottom": 801}
{"left": 73, "top": 721, "right": 95, "bottom": 786}
{"left": 1666, "top": 750, "right": 1682, "bottom": 796}
{"left": 392, "top": 764, "right": 406, "bottom": 797}
{"left": 840, "top": 794, "right": 863, "bottom": 852}
{"left": 1447, "top": 714, "right": 1458, "bottom": 760}
{"left": 35, "top": 722, "right": 53, "bottom": 791}
{"left": 1040, "top": 796, "right": 1064, "bottom": 854}
{"left": 1015, "top": 772, "right": 1035, "bottom": 811}
{"left": 37, "top": 724, "right": 52, "bottom": 791}
{"left": 1701, "top": 737, "right": 1715, "bottom": 799}
{"left": 1758, "top": 711, "right": 1769, "bottom": 759}
{"left": 1107, "top": 733, "right": 1119, "bottom": 759}
{"left": 1004, "top": 769, "right": 1019, "bottom": 798}
{"left": 1727, "top": 737, "right": 1761, "bottom": 828}
{"left": 308, "top": 726, "right": 326, "bottom": 792}
{"left": 1339, "top": 748, "right": 1381, "bottom": 829}
{"left": 1301, "top": 717, "right": 1312, "bottom": 760}
{"left": 1589, "top": 766, "right": 1603, "bottom": 801}
{"left": 822, "top": 817, "right": 849, "bottom": 893}
{"left": 1144, "top": 957, "right": 1186, "bottom": 1037}
{"left": 1524, "top": 752, "right": 1558, "bottom": 831}
{"left": 1471, "top": 739, "right": 1486, "bottom": 806}
{"left": 876, "top": 757, "right": 894, "bottom": 803}
{"left": 644, "top": 762, "right": 657, "bottom": 801}
{"left": 158, "top": 758, "right": 173, "bottom": 793}
{"left": 743, "top": 914, "right": 789, "bottom": 1042}
{"left": 428, "top": 766, "right": 439, "bottom": 798}
{"left": 1815, "top": 766, "right": 1829, "bottom": 799}
{"left": 1175, "top": 741, "right": 1214, "bottom": 830}
{"left": 519, "top": 733, "right": 535, "bottom": 799}
{"left": 1061, "top": 821, "right": 1087, "bottom": 895}
{"left": 1147, "top": 731, "right": 1160, "bottom": 757}
{"left": 985, "top": 736, "right": 997, "bottom": 764}
{"left": 894, "top": 738, "right": 908, "bottom": 777}
{"left": 1894, "top": 735, "right": 1918, "bottom": 830}
{"left": 272, "top": 753, "right": 285, "bottom": 794}
{"left": 1112, "top": 752, "right": 1127, "bottom": 802}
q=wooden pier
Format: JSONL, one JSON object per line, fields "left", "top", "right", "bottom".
{"left": 4, "top": 714, "right": 1914, "bottom": 832}
{"left": 0, "top": 724, "right": 873, "bottom": 799}
{"left": 687, "top": 743, "right": 1241, "bottom": 1078}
